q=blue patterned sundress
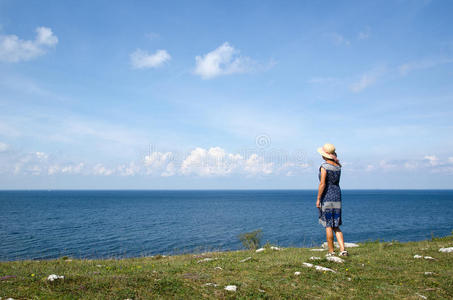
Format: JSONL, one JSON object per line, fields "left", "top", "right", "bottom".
{"left": 318, "top": 162, "right": 342, "bottom": 228}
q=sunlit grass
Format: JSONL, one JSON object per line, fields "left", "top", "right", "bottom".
{"left": 1, "top": 235, "right": 452, "bottom": 299}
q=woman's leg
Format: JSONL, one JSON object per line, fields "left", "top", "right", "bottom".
{"left": 333, "top": 227, "right": 345, "bottom": 252}
{"left": 325, "top": 227, "right": 334, "bottom": 253}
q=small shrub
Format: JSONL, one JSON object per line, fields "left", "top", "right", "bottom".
{"left": 238, "top": 229, "right": 262, "bottom": 250}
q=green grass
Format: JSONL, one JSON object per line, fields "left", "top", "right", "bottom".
{"left": 1, "top": 235, "right": 453, "bottom": 299}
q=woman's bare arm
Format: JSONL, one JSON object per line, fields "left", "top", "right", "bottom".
{"left": 316, "top": 167, "right": 327, "bottom": 208}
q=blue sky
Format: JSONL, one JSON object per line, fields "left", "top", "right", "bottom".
{"left": 1, "top": 0, "right": 453, "bottom": 189}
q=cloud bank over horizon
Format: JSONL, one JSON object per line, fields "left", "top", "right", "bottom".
{"left": 2, "top": 141, "right": 452, "bottom": 182}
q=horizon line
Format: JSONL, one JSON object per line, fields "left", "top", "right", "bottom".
{"left": 1, "top": 188, "right": 452, "bottom": 191}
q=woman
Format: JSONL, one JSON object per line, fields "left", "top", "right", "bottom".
{"left": 316, "top": 143, "right": 348, "bottom": 256}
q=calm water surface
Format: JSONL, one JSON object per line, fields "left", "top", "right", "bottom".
{"left": 1, "top": 190, "right": 452, "bottom": 261}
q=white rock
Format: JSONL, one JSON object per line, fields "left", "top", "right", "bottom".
{"left": 96, "top": 264, "right": 103, "bottom": 267}
{"left": 255, "top": 248, "right": 265, "bottom": 253}
{"left": 204, "top": 283, "right": 218, "bottom": 287}
{"left": 294, "top": 271, "right": 301, "bottom": 276}
{"left": 414, "top": 255, "right": 422, "bottom": 259}
{"left": 326, "top": 256, "right": 345, "bottom": 263}
{"left": 224, "top": 285, "right": 237, "bottom": 292}
{"left": 439, "top": 247, "right": 453, "bottom": 253}
{"left": 416, "top": 293, "right": 427, "bottom": 299}
{"left": 270, "top": 246, "right": 282, "bottom": 251}
{"left": 47, "top": 274, "right": 64, "bottom": 281}
{"left": 424, "top": 256, "right": 435, "bottom": 260}
{"left": 240, "top": 257, "right": 252, "bottom": 263}
{"left": 322, "top": 242, "right": 359, "bottom": 249}
{"left": 424, "top": 272, "right": 434, "bottom": 275}
{"left": 347, "top": 277, "right": 352, "bottom": 281}
{"left": 258, "top": 289, "right": 265, "bottom": 293}
{"left": 310, "top": 248, "right": 326, "bottom": 252}
{"left": 309, "top": 256, "right": 322, "bottom": 260}
{"left": 302, "top": 262, "right": 336, "bottom": 273}
{"left": 314, "top": 265, "right": 336, "bottom": 273}
{"left": 214, "top": 266, "right": 223, "bottom": 270}
{"left": 197, "top": 258, "right": 216, "bottom": 263}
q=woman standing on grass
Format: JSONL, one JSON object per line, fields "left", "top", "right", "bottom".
{"left": 316, "top": 143, "right": 348, "bottom": 256}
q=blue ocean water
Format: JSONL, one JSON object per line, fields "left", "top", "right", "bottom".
{"left": 0, "top": 190, "right": 452, "bottom": 261}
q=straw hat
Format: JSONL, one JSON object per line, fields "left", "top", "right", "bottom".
{"left": 317, "top": 143, "right": 337, "bottom": 160}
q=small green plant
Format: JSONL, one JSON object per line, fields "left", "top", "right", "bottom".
{"left": 238, "top": 229, "right": 262, "bottom": 250}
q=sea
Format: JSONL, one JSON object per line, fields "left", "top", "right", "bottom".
{"left": 1, "top": 190, "right": 452, "bottom": 261}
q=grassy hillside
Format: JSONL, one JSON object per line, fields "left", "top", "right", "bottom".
{"left": 1, "top": 234, "right": 452, "bottom": 299}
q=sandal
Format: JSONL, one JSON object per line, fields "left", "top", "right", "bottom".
{"left": 339, "top": 250, "right": 349, "bottom": 256}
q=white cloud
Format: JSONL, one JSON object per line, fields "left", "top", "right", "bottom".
{"left": 35, "top": 152, "right": 48, "bottom": 160}
{"left": 61, "top": 163, "right": 84, "bottom": 174}
{"left": 275, "top": 161, "right": 310, "bottom": 176}
{"left": 162, "top": 162, "right": 177, "bottom": 177}
{"left": 244, "top": 153, "right": 273, "bottom": 175}
{"left": 379, "top": 160, "right": 397, "bottom": 170}
{"left": 350, "top": 67, "right": 386, "bottom": 93}
{"left": 398, "top": 58, "right": 453, "bottom": 76}
{"left": 117, "top": 162, "right": 140, "bottom": 176}
{"left": 330, "top": 33, "right": 350, "bottom": 46}
{"left": 144, "top": 151, "right": 175, "bottom": 176}
{"left": 310, "top": 66, "right": 389, "bottom": 94}
{"left": 4, "top": 144, "right": 453, "bottom": 178}
{"left": 424, "top": 155, "right": 439, "bottom": 166}
{"left": 92, "top": 164, "right": 114, "bottom": 176}
{"left": 350, "top": 73, "right": 378, "bottom": 93}
{"left": 130, "top": 49, "right": 171, "bottom": 69}
{"left": 48, "top": 163, "right": 85, "bottom": 175}
{"left": 0, "top": 26, "right": 58, "bottom": 62}
{"left": 35, "top": 27, "right": 58, "bottom": 46}
{"left": 404, "top": 161, "right": 418, "bottom": 170}
{"left": 180, "top": 147, "right": 242, "bottom": 176}
{"left": 194, "top": 42, "right": 254, "bottom": 79}
{"left": 0, "top": 142, "right": 8, "bottom": 152}
{"left": 358, "top": 27, "right": 371, "bottom": 40}
{"left": 365, "top": 164, "right": 375, "bottom": 172}
{"left": 12, "top": 151, "right": 50, "bottom": 175}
